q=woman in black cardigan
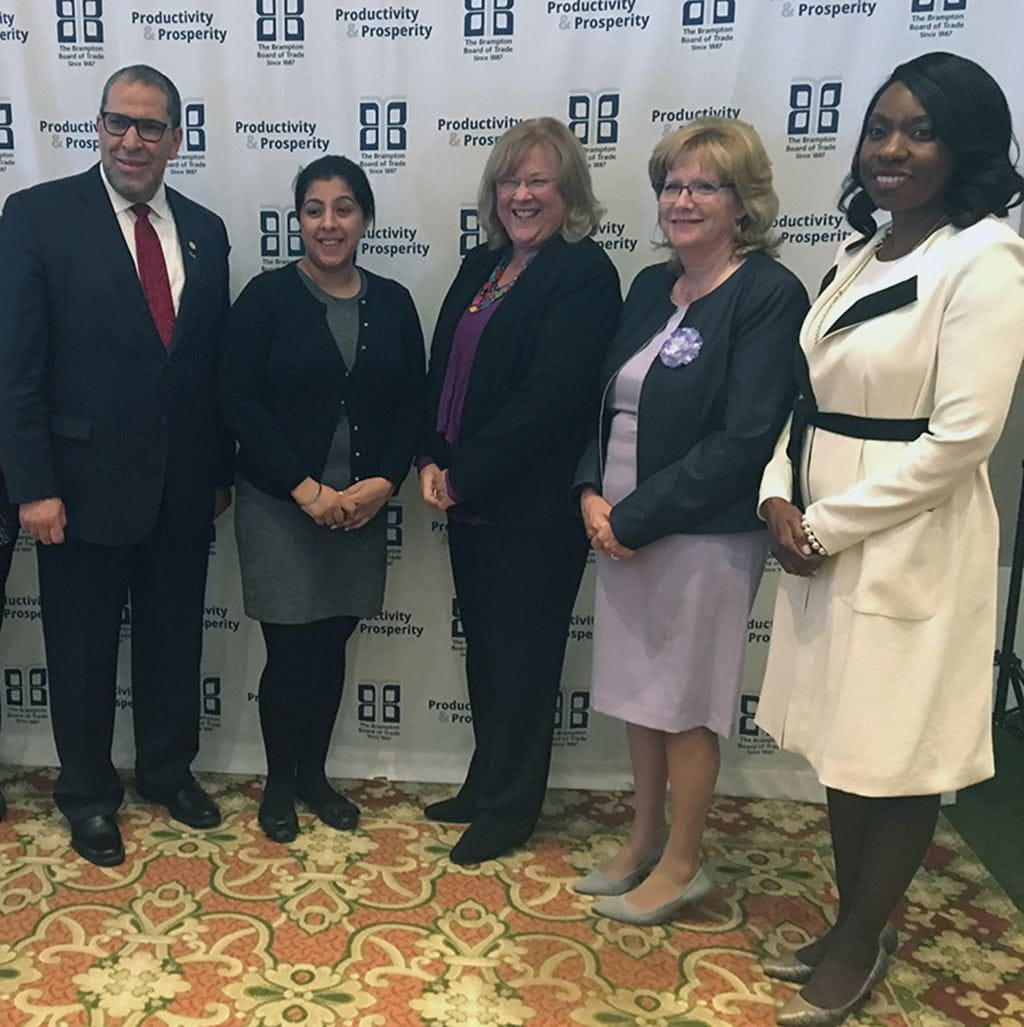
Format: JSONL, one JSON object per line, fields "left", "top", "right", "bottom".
{"left": 221, "top": 156, "right": 424, "bottom": 842}
{"left": 573, "top": 120, "right": 808, "bottom": 924}
{"left": 419, "top": 118, "right": 621, "bottom": 865}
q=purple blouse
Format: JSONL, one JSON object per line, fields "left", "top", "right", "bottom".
{"left": 437, "top": 300, "right": 501, "bottom": 449}
{"left": 423, "top": 297, "right": 503, "bottom": 519}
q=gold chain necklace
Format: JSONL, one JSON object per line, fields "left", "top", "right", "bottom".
{"left": 877, "top": 213, "right": 948, "bottom": 261}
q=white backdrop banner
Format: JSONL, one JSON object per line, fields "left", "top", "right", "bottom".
{"left": 1, "top": 0, "right": 1021, "bottom": 802}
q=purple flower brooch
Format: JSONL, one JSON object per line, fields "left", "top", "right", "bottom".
{"left": 659, "top": 325, "right": 703, "bottom": 368}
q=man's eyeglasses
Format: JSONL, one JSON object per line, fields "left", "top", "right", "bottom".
{"left": 99, "top": 111, "right": 170, "bottom": 143}
{"left": 658, "top": 179, "right": 734, "bottom": 201}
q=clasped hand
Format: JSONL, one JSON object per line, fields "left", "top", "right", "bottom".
{"left": 419, "top": 463, "right": 454, "bottom": 512}
{"left": 295, "top": 476, "right": 393, "bottom": 531}
{"left": 761, "top": 497, "right": 825, "bottom": 577}
{"left": 580, "top": 489, "right": 634, "bottom": 560}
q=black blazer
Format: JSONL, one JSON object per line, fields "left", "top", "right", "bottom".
{"left": 0, "top": 165, "right": 232, "bottom": 546}
{"left": 422, "top": 234, "right": 621, "bottom": 529}
{"left": 575, "top": 254, "right": 809, "bottom": 549}
{"left": 220, "top": 262, "right": 425, "bottom": 500}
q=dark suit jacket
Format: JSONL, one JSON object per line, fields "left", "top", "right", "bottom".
{"left": 575, "top": 254, "right": 809, "bottom": 549}
{"left": 422, "top": 234, "right": 621, "bottom": 530}
{"left": 220, "top": 262, "right": 425, "bottom": 499}
{"left": 0, "top": 165, "right": 231, "bottom": 546}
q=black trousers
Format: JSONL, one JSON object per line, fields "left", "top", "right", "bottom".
{"left": 447, "top": 521, "right": 588, "bottom": 832}
{"left": 0, "top": 537, "right": 13, "bottom": 738}
{"left": 36, "top": 517, "right": 211, "bottom": 821}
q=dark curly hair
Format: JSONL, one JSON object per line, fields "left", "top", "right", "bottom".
{"left": 839, "top": 52, "right": 1023, "bottom": 241}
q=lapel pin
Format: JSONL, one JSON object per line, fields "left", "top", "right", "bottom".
{"left": 188, "top": 240, "right": 198, "bottom": 258}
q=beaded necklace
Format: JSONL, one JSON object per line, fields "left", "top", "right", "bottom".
{"left": 468, "top": 255, "right": 528, "bottom": 314}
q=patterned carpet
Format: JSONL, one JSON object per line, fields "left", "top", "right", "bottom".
{"left": 0, "top": 769, "right": 1021, "bottom": 1026}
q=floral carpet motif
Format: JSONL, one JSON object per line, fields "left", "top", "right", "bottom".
{"left": 0, "top": 768, "right": 1020, "bottom": 1026}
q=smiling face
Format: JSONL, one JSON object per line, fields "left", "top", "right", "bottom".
{"left": 495, "top": 143, "right": 567, "bottom": 257}
{"left": 298, "top": 176, "right": 367, "bottom": 275}
{"left": 97, "top": 78, "right": 181, "bottom": 204}
{"left": 657, "top": 151, "right": 745, "bottom": 260}
{"left": 858, "top": 81, "right": 953, "bottom": 221}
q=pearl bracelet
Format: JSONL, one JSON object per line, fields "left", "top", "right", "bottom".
{"left": 800, "top": 515, "right": 828, "bottom": 557}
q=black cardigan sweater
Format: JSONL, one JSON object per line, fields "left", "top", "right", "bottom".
{"left": 574, "top": 254, "right": 809, "bottom": 549}
{"left": 422, "top": 234, "right": 621, "bottom": 530}
{"left": 220, "top": 262, "right": 425, "bottom": 500}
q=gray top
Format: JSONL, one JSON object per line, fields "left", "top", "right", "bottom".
{"left": 234, "top": 266, "right": 387, "bottom": 624}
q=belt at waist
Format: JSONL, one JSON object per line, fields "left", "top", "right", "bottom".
{"left": 786, "top": 395, "right": 930, "bottom": 509}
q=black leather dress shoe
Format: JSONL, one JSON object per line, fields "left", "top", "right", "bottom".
{"left": 297, "top": 787, "right": 360, "bottom": 831}
{"left": 70, "top": 814, "right": 125, "bottom": 866}
{"left": 140, "top": 781, "right": 221, "bottom": 829}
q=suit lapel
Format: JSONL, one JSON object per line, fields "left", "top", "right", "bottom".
{"left": 821, "top": 276, "right": 917, "bottom": 340}
{"left": 78, "top": 167, "right": 163, "bottom": 350}
{"left": 463, "top": 237, "right": 573, "bottom": 409}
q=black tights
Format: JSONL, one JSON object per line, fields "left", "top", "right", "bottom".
{"left": 800, "top": 787, "right": 940, "bottom": 1006}
{"left": 258, "top": 616, "right": 358, "bottom": 800}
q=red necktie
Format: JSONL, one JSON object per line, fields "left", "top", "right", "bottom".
{"left": 131, "top": 203, "right": 176, "bottom": 348}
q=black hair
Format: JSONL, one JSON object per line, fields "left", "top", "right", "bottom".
{"left": 839, "top": 52, "right": 1023, "bottom": 239}
{"left": 293, "top": 155, "right": 375, "bottom": 223}
{"left": 100, "top": 65, "right": 181, "bottom": 130}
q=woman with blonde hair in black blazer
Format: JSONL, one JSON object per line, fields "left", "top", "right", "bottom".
{"left": 419, "top": 117, "right": 621, "bottom": 865}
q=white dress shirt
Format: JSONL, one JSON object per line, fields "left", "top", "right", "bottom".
{"left": 99, "top": 165, "right": 185, "bottom": 314}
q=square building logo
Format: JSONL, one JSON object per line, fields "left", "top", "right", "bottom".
{"left": 56, "top": 0, "right": 103, "bottom": 42}
{"left": 568, "top": 92, "right": 619, "bottom": 146}
{"left": 679, "top": 0, "right": 735, "bottom": 48}
{"left": 463, "top": 0, "right": 514, "bottom": 61}
{"left": 259, "top": 207, "right": 303, "bottom": 270}
{"left": 464, "top": 0, "right": 513, "bottom": 36}
{"left": 0, "top": 101, "right": 13, "bottom": 152}
{"left": 682, "top": 0, "right": 735, "bottom": 24}
{"left": 458, "top": 207, "right": 480, "bottom": 257}
{"left": 4, "top": 666, "right": 50, "bottom": 725}
{"left": 909, "top": 0, "right": 966, "bottom": 39}
{"left": 788, "top": 80, "right": 841, "bottom": 136}
{"left": 785, "top": 79, "right": 841, "bottom": 161}
{"left": 360, "top": 99, "right": 407, "bottom": 152}
{"left": 256, "top": 0, "right": 304, "bottom": 40}
{"left": 357, "top": 681, "right": 402, "bottom": 740}
{"left": 359, "top": 98, "right": 408, "bottom": 179}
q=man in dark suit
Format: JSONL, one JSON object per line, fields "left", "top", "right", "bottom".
{"left": 0, "top": 65, "right": 232, "bottom": 866}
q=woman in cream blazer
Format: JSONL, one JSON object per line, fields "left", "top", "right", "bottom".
{"left": 756, "top": 53, "right": 1024, "bottom": 1027}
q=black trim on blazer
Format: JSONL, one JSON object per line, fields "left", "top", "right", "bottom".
{"left": 818, "top": 265, "right": 838, "bottom": 296}
{"left": 822, "top": 276, "right": 917, "bottom": 339}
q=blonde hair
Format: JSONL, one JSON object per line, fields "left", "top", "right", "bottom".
{"left": 648, "top": 118, "right": 780, "bottom": 256}
{"left": 477, "top": 117, "right": 604, "bottom": 248}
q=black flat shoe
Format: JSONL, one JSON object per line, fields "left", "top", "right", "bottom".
{"left": 70, "top": 814, "right": 125, "bottom": 866}
{"left": 296, "top": 785, "right": 360, "bottom": 831}
{"left": 424, "top": 795, "right": 475, "bottom": 823}
{"left": 258, "top": 803, "right": 299, "bottom": 843}
{"left": 139, "top": 780, "right": 221, "bottom": 829}
{"left": 449, "top": 813, "right": 532, "bottom": 865}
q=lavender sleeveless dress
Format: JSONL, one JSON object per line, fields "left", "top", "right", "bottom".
{"left": 591, "top": 312, "right": 769, "bottom": 736}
